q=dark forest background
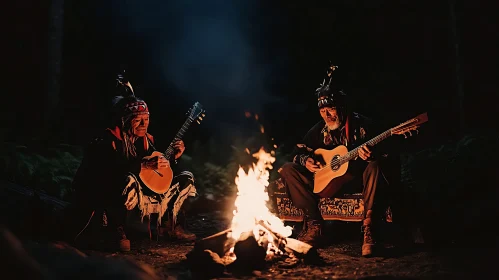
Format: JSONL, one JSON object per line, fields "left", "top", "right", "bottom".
{"left": 2, "top": 0, "right": 498, "bottom": 245}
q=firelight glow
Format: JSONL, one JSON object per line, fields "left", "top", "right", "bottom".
{"left": 228, "top": 147, "right": 293, "bottom": 254}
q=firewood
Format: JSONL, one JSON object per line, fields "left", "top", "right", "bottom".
{"left": 256, "top": 220, "right": 287, "bottom": 252}
{"left": 191, "top": 228, "right": 234, "bottom": 257}
{"left": 186, "top": 249, "right": 227, "bottom": 278}
{"left": 284, "top": 237, "right": 313, "bottom": 254}
{"left": 284, "top": 238, "right": 323, "bottom": 265}
{"left": 230, "top": 231, "right": 267, "bottom": 271}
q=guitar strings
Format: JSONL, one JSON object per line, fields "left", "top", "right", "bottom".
{"left": 313, "top": 117, "right": 422, "bottom": 173}
{"left": 316, "top": 158, "right": 344, "bottom": 172}
{"left": 315, "top": 130, "right": 394, "bottom": 172}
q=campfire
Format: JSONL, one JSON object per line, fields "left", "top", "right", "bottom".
{"left": 187, "top": 147, "right": 318, "bottom": 277}
{"left": 227, "top": 147, "right": 293, "bottom": 259}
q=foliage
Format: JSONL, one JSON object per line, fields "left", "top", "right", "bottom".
{"left": 3, "top": 129, "right": 496, "bottom": 245}
{"left": 401, "top": 134, "right": 497, "bottom": 196}
{"left": 399, "top": 133, "right": 499, "bottom": 244}
{"left": 0, "top": 142, "right": 83, "bottom": 201}
{"left": 178, "top": 140, "right": 238, "bottom": 210}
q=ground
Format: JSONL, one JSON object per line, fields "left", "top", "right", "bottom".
{"left": 0, "top": 183, "right": 496, "bottom": 279}
{"left": 82, "top": 240, "right": 495, "bottom": 279}
{"left": 75, "top": 213, "right": 496, "bottom": 279}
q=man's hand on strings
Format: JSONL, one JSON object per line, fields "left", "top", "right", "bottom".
{"left": 358, "top": 145, "right": 374, "bottom": 162}
{"left": 173, "top": 139, "right": 185, "bottom": 159}
{"left": 142, "top": 155, "right": 170, "bottom": 170}
{"left": 305, "top": 157, "right": 321, "bottom": 173}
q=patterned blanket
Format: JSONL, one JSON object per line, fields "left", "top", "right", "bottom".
{"left": 268, "top": 178, "right": 392, "bottom": 222}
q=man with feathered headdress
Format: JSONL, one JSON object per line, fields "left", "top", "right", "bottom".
{"left": 278, "top": 64, "right": 401, "bottom": 257}
{"left": 67, "top": 72, "right": 197, "bottom": 252}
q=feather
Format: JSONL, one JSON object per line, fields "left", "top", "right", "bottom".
{"left": 315, "top": 62, "right": 339, "bottom": 97}
{"left": 116, "top": 69, "right": 135, "bottom": 97}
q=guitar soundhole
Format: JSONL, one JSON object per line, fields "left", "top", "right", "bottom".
{"left": 330, "top": 155, "right": 341, "bottom": 171}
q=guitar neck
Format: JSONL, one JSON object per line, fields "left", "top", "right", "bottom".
{"left": 339, "top": 129, "right": 392, "bottom": 165}
{"left": 335, "top": 112, "right": 428, "bottom": 166}
{"left": 164, "top": 117, "right": 194, "bottom": 159}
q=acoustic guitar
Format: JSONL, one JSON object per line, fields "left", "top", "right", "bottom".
{"left": 313, "top": 112, "right": 428, "bottom": 198}
{"left": 139, "top": 102, "right": 205, "bottom": 194}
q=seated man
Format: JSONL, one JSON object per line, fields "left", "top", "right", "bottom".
{"left": 66, "top": 78, "right": 196, "bottom": 252}
{"left": 278, "top": 66, "right": 400, "bottom": 257}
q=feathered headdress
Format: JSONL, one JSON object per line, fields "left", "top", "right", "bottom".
{"left": 111, "top": 69, "right": 149, "bottom": 122}
{"left": 115, "top": 69, "right": 135, "bottom": 97}
{"left": 315, "top": 62, "right": 346, "bottom": 109}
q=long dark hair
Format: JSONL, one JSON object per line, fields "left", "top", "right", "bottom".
{"left": 111, "top": 95, "right": 147, "bottom": 158}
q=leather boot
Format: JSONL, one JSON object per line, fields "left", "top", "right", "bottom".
{"left": 170, "top": 224, "right": 196, "bottom": 243}
{"left": 297, "top": 219, "right": 322, "bottom": 246}
{"left": 362, "top": 210, "right": 375, "bottom": 257}
{"left": 162, "top": 211, "right": 196, "bottom": 242}
{"left": 117, "top": 226, "right": 130, "bottom": 252}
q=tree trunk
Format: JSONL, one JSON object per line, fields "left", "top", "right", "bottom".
{"left": 45, "top": 0, "right": 65, "bottom": 138}
{"left": 448, "top": 0, "right": 465, "bottom": 133}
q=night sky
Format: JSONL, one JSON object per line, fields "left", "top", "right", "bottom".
{"left": 5, "top": 1, "right": 498, "bottom": 159}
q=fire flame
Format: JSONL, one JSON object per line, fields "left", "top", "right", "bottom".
{"left": 228, "top": 147, "right": 293, "bottom": 256}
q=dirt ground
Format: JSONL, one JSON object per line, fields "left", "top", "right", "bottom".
{"left": 88, "top": 241, "right": 495, "bottom": 280}
{"left": 77, "top": 213, "right": 496, "bottom": 280}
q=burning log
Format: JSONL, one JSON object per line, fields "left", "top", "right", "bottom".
{"left": 186, "top": 249, "right": 228, "bottom": 279}
{"left": 191, "top": 228, "right": 234, "bottom": 257}
{"left": 186, "top": 229, "right": 236, "bottom": 278}
{"left": 284, "top": 237, "right": 313, "bottom": 255}
{"left": 187, "top": 226, "right": 320, "bottom": 276}
{"left": 255, "top": 220, "right": 318, "bottom": 260}
{"left": 256, "top": 220, "right": 287, "bottom": 252}
{"left": 229, "top": 230, "right": 268, "bottom": 272}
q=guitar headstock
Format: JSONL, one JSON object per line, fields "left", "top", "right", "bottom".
{"left": 391, "top": 112, "right": 429, "bottom": 138}
{"left": 187, "top": 102, "right": 206, "bottom": 125}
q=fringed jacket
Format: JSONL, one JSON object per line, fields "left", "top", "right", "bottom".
{"left": 71, "top": 127, "right": 161, "bottom": 209}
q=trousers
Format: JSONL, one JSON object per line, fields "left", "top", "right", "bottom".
{"left": 122, "top": 171, "right": 196, "bottom": 227}
{"left": 68, "top": 171, "right": 196, "bottom": 241}
{"left": 278, "top": 159, "right": 392, "bottom": 220}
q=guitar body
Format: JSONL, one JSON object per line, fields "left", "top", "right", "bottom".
{"left": 313, "top": 145, "right": 350, "bottom": 197}
{"left": 312, "top": 112, "right": 429, "bottom": 198}
{"left": 137, "top": 102, "right": 205, "bottom": 194}
{"left": 139, "top": 151, "right": 174, "bottom": 194}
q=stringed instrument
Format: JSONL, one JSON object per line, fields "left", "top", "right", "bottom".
{"left": 313, "top": 112, "right": 428, "bottom": 198}
{"left": 139, "top": 102, "right": 205, "bottom": 194}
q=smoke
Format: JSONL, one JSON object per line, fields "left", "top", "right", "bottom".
{"left": 109, "top": 0, "right": 285, "bottom": 115}
{"left": 164, "top": 19, "right": 254, "bottom": 100}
